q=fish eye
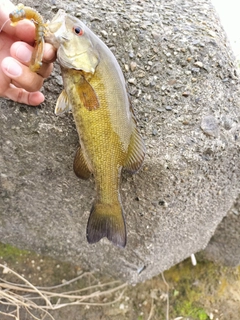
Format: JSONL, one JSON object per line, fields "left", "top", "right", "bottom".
{"left": 73, "top": 26, "right": 84, "bottom": 36}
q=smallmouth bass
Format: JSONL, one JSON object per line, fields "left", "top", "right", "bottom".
{"left": 45, "top": 10, "right": 145, "bottom": 247}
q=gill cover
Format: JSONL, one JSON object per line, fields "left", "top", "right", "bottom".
{"left": 47, "top": 10, "right": 99, "bottom": 73}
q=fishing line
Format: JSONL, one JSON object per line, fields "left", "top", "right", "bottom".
{"left": 0, "top": 18, "right": 10, "bottom": 33}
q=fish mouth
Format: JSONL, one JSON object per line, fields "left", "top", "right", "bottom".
{"left": 60, "top": 34, "right": 69, "bottom": 41}
{"left": 45, "top": 24, "right": 70, "bottom": 46}
{"left": 45, "top": 9, "right": 70, "bottom": 44}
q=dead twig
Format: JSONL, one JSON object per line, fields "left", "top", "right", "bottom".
{"left": 161, "top": 272, "right": 170, "bottom": 320}
{"left": 146, "top": 297, "right": 155, "bottom": 320}
{"left": 0, "top": 264, "right": 127, "bottom": 320}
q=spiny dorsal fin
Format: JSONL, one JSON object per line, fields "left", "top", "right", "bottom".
{"left": 124, "top": 126, "right": 146, "bottom": 173}
{"left": 77, "top": 77, "right": 99, "bottom": 111}
{"left": 73, "top": 146, "right": 92, "bottom": 180}
{"left": 55, "top": 90, "right": 72, "bottom": 115}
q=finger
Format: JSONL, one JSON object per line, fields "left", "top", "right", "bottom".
{"left": 1, "top": 57, "right": 44, "bottom": 92}
{"left": 1, "top": 17, "right": 35, "bottom": 44}
{"left": 10, "top": 42, "right": 56, "bottom": 78}
{"left": 5, "top": 84, "right": 44, "bottom": 106}
{"left": 0, "top": 1, "right": 15, "bottom": 33}
{"left": 36, "top": 60, "right": 53, "bottom": 79}
{"left": 0, "top": 1, "right": 35, "bottom": 44}
{"left": 42, "top": 43, "right": 57, "bottom": 64}
{"left": 14, "top": 20, "right": 35, "bottom": 44}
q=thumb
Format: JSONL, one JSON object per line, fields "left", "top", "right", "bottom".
{"left": 0, "top": 2, "right": 35, "bottom": 44}
{"left": 0, "top": 1, "right": 15, "bottom": 29}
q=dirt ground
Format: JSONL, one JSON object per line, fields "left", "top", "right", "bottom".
{"left": 0, "top": 243, "right": 240, "bottom": 320}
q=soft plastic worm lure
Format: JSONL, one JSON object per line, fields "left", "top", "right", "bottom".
{"left": 9, "top": 3, "right": 46, "bottom": 72}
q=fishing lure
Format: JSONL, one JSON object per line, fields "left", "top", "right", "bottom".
{"left": 9, "top": 3, "right": 46, "bottom": 72}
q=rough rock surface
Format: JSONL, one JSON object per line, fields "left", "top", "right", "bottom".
{"left": 204, "top": 195, "right": 240, "bottom": 267}
{"left": 0, "top": 0, "right": 240, "bottom": 283}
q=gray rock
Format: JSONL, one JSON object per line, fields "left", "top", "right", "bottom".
{"left": 0, "top": 0, "right": 240, "bottom": 283}
{"left": 203, "top": 196, "right": 240, "bottom": 266}
{"left": 200, "top": 115, "right": 219, "bottom": 137}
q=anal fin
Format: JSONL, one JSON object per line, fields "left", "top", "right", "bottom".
{"left": 73, "top": 146, "right": 92, "bottom": 180}
{"left": 124, "top": 127, "right": 146, "bottom": 173}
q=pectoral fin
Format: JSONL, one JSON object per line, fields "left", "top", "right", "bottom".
{"left": 73, "top": 146, "right": 92, "bottom": 180}
{"left": 55, "top": 90, "right": 72, "bottom": 115}
{"left": 77, "top": 77, "right": 99, "bottom": 111}
{"left": 124, "top": 126, "right": 146, "bottom": 173}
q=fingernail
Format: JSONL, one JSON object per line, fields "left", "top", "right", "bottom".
{"left": 4, "top": 59, "right": 22, "bottom": 77}
{"left": 15, "top": 44, "right": 32, "bottom": 63}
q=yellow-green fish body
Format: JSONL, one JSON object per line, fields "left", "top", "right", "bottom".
{"left": 46, "top": 10, "right": 145, "bottom": 247}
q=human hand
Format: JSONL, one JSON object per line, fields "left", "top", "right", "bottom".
{"left": 0, "top": 1, "right": 56, "bottom": 106}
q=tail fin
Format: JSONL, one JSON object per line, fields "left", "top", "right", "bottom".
{"left": 86, "top": 202, "right": 127, "bottom": 248}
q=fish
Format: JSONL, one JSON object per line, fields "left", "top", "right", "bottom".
{"left": 9, "top": 3, "right": 45, "bottom": 72}
{"left": 45, "top": 10, "right": 146, "bottom": 247}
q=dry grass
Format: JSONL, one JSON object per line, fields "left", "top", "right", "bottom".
{"left": 0, "top": 264, "right": 127, "bottom": 320}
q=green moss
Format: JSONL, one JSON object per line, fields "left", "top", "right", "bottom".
{"left": 164, "top": 256, "right": 223, "bottom": 319}
{"left": 0, "top": 242, "right": 84, "bottom": 287}
{"left": 0, "top": 243, "right": 30, "bottom": 262}
{"left": 175, "top": 300, "right": 209, "bottom": 319}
